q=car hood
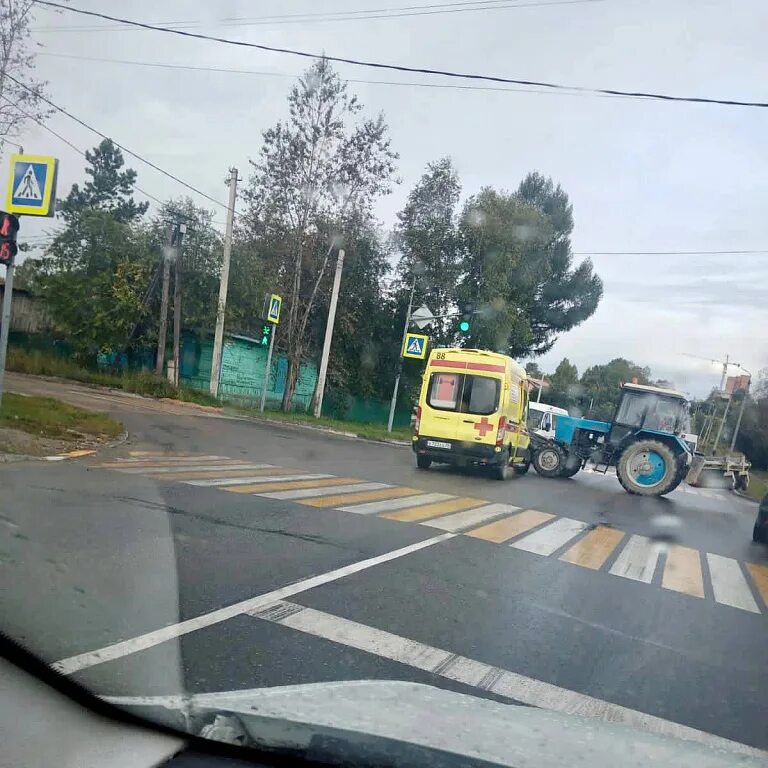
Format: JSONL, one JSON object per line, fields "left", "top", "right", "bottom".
{"left": 106, "top": 679, "right": 765, "bottom": 768}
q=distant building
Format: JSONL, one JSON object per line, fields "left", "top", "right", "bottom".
{"left": 0, "top": 279, "right": 50, "bottom": 334}
{"left": 725, "top": 374, "right": 751, "bottom": 395}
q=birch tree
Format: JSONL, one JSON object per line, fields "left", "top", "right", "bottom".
{"left": 243, "top": 59, "right": 398, "bottom": 410}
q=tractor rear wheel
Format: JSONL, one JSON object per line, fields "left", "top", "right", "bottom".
{"left": 533, "top": 444, "right": 565, "bottom": 478}
{"left": 617, "top": 440, "right": 679, "bottom": 496}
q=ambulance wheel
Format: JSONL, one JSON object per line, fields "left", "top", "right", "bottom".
{"left": 416, "top": 455, "right": 432, "bottom": 470}
{"left": 492, "top": 451, "right": 510, "bottom": 481}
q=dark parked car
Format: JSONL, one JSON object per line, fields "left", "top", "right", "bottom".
{"left": 753, "top": 492, "right": 768, "bottom": 544}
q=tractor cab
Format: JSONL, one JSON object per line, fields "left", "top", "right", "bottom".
{"left": 608, "top": 383, "right": 690, "bottom": 448}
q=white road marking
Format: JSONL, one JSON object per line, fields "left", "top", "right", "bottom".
{"left": 260, "top": 483, "right": 391, "bottom": 500}
{"left": 116, "top": 463, "right": 274, "bottom": 474}
{"left": 186, "top": 474, "right": 333, "bottom": 487}
{"left": 251, "top": 601, "right": 764, "bottom": 758}
{"left": 706, "top": 554, "right": 761, "bottom": 613}
{"left": 608, "top": 535, "right": 661, "bottom": 583}
{"left": 338, "top": 492, "right": 454, "bottom": 515}
{"left": 509, "top": 517, "right": 588, "bottom": 556}
{"left": 423, "top": 503, "right": 520, "bottom": 532}
{"left": 51, "top": 532, "right": 455, "bottom": 675}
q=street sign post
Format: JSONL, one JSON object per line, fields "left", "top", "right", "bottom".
{"left": 403, "top": 332, "right": 428, "bottom": 360}
{"left": 260, "top": 292, "right": 282, "bottom": 412}
{"left": 6, "top": 154, "right": 58, "bottom": 217}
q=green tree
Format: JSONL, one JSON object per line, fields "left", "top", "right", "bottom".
{"left": 243, "top": 59, "right": 398, "bottom": 410}
{"left": 395, "top": 157, "right": 461, "bottom": 344}
{"left": 58, "top": 139, "right": 149, "bottom": 224}
{"left": 35, "top": 143, "right": 155, "bottom": 356}
{"left": 579, "top": 358, "right": 651, "bottom": 420}
{"left": 456, "top": 175, "right": 602, "bottom": 357}
{"left": 547, "top": 358, "right": 580, "bottom": 410}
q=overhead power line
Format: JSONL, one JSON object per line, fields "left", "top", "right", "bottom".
{"left": 31, "top": 0, "right": 602, "bottom": 32}
{"left": 3, "top": 71, "right": 232, "bottom": 213}
{"left": 36, "top": 52, "right": 623, "bottom": 101}
{"left": 33, "top": 0, "right": 768, "bottom": 109}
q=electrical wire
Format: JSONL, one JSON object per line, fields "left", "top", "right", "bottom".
{"left": 3, "top": 97, "right": 168, "bottom": 209}
{"left": 31, "top": 0, "right": 602, "bottom": 32}
{"left": 32, "top": 0, "right": 768, "bottom": 109}
{"left": 35, "top": 52, "right": 624, "bottom": 101}
{"left": 3, "top": 70, "right": 234, "bottom": 213}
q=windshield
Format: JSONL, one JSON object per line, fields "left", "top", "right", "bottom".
{"left": 2, "top": 2, "right": 767, "bottom": 765}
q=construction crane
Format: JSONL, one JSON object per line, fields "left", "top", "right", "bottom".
{"left": 680, "top": 352, "right": 751, "bottom": 489}
{"left": 681, "top": 352, "right": 742, "bottom": 392}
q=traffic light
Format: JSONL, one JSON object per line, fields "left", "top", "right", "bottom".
{"left": 0, "top": 212, "right": 19, "bottom": 266}
{"left": 457, "top": 304, "right": 473, "bottom": 334}
{"left": 259, "top": 323, "right": 272, "bottom": 348}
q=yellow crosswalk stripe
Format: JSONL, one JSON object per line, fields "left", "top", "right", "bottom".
{"left": 381, "top": 497, "right": 486, "bottom": 522}
{"left": 225, "top": 478, "right": 360, "bottom": 494}
{"left": 745, "top": 563, "right": 768, "bottom": 608}
{"left": 301, "top": 487, "right": 420, "bottom": 508}
{"left": 157, "top": 468, "right": 292, "bottom": 481}
{"left": 560, "top": 526, "right": 625, "bottom": 570}
{"left": 466, "top": 509, "right": 553, "bottom": 543}
{"left": 662, "top": 545, "right": 704, "bottom": 598}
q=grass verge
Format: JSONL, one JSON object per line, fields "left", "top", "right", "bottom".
{"left": 0, "top": 392, "right": 122, "bottom": 442}
{"left": 7, "top": 347, "right": 219, "bottom": 407}
{"left": 237, "top": 406, "right": 412, "bottom": 442}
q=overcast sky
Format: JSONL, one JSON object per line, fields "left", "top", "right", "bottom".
{"left": 10, "top": 0, "right": 768, "bottom": 396}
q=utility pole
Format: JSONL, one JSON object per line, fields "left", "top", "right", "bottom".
{"left": 171, "top": 223, "right": 186, "bottom": 386}
{"left": 155, "top": 223, "right": 174, "bottom": 376}
{"left": 387, "top": 279, "right": 416, "bottom": 433}
{"left": 210, "top": 167, "right": 238, "bottom": 399}
{"left": 729, "top": 373, "right": 752, "bottom": 452}
{"left": 0, "top": 256, "right": 16, "bottom": 409}
{"left": 312, "top": 248, "right": 345, "bottom": 418}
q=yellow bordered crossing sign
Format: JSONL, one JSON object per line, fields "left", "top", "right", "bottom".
{"left": 266, "top": 293, "right": 282, "bottom": 324}
{"left": 403, "top": 332, "right": 428, "bottom": 359}
{"left": 6, "top": 154, "right": 58, "bottom": 217}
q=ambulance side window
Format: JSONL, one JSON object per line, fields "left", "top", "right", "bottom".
{"left": 428, "top": 373, "right": 460, "bottom": 410}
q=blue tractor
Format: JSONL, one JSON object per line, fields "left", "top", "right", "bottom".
{"left": 530, "top": 383, "right": 694, "bottom": 496}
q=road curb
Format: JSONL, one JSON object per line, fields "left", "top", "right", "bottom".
{"left": 242, "top": 414, "right": 411, "bottom": 449}
{"left": 733, "top": 488, "right": 760, "bottom": 504}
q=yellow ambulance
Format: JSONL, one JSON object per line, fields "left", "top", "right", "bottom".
{"left": 412, "top": 348, "right": 531, "bottom": 480}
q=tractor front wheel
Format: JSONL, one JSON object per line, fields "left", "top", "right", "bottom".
{"left": 533, "top": 444, "right": 565, "bottom": 478}
{"left": 617, "top": 440, "right": 679, "bottom": 496}
{"left": 560, "top": 456, "right": 582, "bottom": 478}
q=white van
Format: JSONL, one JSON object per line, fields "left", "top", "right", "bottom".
{"left": 527, "top": 402, "right": 569, "bottom": 440}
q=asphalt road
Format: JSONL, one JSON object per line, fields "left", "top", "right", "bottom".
{"left": 2, "top": 373, "right": 767, "bottom": 755}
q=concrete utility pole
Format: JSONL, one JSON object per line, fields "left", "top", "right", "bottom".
{"left": 171, "top": 224, "right": 186, "bottom": 386}
{"left": 387, "top": 278, "right": 416, "bottom": 433}
{"left": 155, "top": 223, "right": 174, "bottom": 375}
{"left": 0, "top": 256, "right": 16, "bottom": 409}
{"left": 210, "top": 167, "right": 238, "bottom": 399}
{"left": 312, "top": 248, "right": 345, "bottom": 418}
{"left": 729, "top": 371, "right": 752, "bottom": 452}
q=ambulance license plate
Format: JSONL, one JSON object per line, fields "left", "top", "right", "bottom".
{"left": 427, "top": 440, "right": 451, "bottom": 450}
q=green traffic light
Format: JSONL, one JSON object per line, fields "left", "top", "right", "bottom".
{"left": 459, "top": 320, "right": 471, "bottom": 332}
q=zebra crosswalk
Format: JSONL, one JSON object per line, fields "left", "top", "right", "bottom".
{"left": 95, "top": 451, "right": 768, "bottom": 616}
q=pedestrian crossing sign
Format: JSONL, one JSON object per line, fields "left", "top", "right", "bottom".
{"left": 6, "top": 154, "right": 58, "bottom": 216}
{"left": 267, "top": 293, "right": 282, "bottom": 324}
{"left": 403, "top": 332, "right": 428, "bottom": 359}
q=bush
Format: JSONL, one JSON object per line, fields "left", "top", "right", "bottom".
{"left": 322, "top": 388, "right": 353, "bottom": 420}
